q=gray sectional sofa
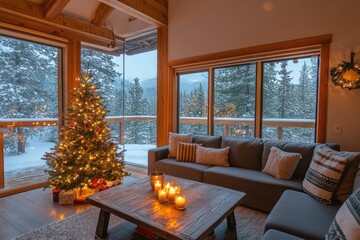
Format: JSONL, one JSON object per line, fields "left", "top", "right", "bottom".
{"left": 148, "top": 134, "right": 339, "bottom": 212}
{"left": 148, "top": 134, "right": 360, "bottom": 239}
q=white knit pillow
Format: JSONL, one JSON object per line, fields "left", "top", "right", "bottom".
{"left": 262, "top": 146, "right": 302, "bottom": 180}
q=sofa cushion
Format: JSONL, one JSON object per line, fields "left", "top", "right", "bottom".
{"left": 221, "top": 137, "right": 263, "bottom": 170}
{"left": 196, "top": 146, "right": 230, "bottom": 166}
{"left": 168, "top": 132, "right": 192, "bottom": 158}
{"left": 262, "top": 229, "right": 304, "bottom": 240}
{"left": 262, "top": 140, "right": 316, "bottom": 180}
{"left": 204, "top": 167, "right": 302, "bottom": 212}
{"left": 303, "top": 145, "right": 347, "bottom": 204}
{"left": 155, "top": 158, "right": 211, "bottom": 182}
{"left": 262, "top": 146, "right": 302, "bottom": 180}
{"left": 176, "top": 142, "right": 201, "bottom": 162}
{"left": 326, "top": 187, "right": 360, "bottom": 240}
{"left": 264, "top": 190, "right": 340, "bottom": 240}
{"left": 192, "top": 134, "right": 222, "bottom": 148}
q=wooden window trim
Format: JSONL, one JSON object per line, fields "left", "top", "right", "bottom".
{"left": 166, "top": 34, "right": 332, "bottom": 144}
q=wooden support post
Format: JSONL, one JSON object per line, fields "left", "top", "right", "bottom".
{"left": 0, "top": 131, "right": 4, "bottom": 189}
{"left": 157, "top": 26, "right": 169, "bottom": 146}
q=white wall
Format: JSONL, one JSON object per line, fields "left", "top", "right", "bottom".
{"left": 168, "top": 0, "right": 360, "bottom": 151}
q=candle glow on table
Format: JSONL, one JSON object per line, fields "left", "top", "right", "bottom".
{"left": 158, "top": 189, "right": 167, "bottom": 203}
{"left": 154, "top": 180, "right": 162, "bottom": 196}
{"left": 175, "top": 195, "right": 186, "bottom": 210}
{"left": 168, "top": 187, "right": 176, "bottom": 203}
{"left": 175, "top": 186, "right": 181, "bottom": 194}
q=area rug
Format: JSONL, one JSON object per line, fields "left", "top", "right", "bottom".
{"left": 14, "top": 206, "right": 267, "bottom": 240}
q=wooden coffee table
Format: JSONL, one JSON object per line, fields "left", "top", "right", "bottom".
{"left": 86, "top": 175, "right": 245, "bottom": 240}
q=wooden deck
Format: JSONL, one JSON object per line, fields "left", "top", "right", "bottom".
{"left": 0, "top": 165, "right": 147, "bottom": 240}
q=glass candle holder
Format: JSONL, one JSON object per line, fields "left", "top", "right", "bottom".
{"left": 158, "top": 189, "right": 168, "bottom": 203}
{"left": 150, "top": 171, "right": 164, "bottom": 189}
{"left": 175, "top": 194, "right": 186, "bottom": 210}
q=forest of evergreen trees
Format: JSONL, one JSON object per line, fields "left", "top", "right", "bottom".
{"left": 179, "top": 58, "right": 318, "bottom": 143}
{"left": 0, "top": 36, "right": 157, "bottom": 154}
{"left": 0, "top": 34, "right": 319, "bottom": 155}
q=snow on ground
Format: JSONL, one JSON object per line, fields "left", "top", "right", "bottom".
{"left": 4, "top": 138, "right": 155, "bottom": 172}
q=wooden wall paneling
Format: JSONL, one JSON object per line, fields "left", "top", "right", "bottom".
{"left": 157, "top": 26, "right": 169, "bottom": 146}
{"left": 316, "top": 43, "right": 330, "bottom": 143}
{"left": 98, "top": 0, "right": 168, "bottom": 26}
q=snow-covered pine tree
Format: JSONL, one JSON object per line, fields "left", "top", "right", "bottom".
{"left": 43, "top": 73, "right": 128, "bottom": 191}
{"left": 81, "top": 48, "right": 120, "bottom": 115}
{"left": 0, "top": 36, "right": 57, "bottom": 153}
{"left": 125, "top": 77, "right": 150, "bottom": 144}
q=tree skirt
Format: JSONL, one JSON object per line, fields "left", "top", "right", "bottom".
{"left": 14, "top": 206, "right": 267, "bottom": 240}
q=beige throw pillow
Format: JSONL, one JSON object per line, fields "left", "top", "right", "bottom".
{"left": 168, "top": 132, "right": 192, "bottom": 158}
{"left": 196, "top": 146, "right": 230, "bottom": 166}
{"left": 262, "top": 146, "right": 302, "bottom": 180}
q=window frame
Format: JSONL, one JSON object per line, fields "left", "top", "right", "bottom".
{"left": 0, "top": 26, "right": 67, "bottom": 195}
{"left": 170, "top": 35, "right": 331, "bottom": 143}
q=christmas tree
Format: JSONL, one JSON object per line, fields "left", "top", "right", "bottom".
{"left": 43, "top": 73, "right": 128, "bottom": 191}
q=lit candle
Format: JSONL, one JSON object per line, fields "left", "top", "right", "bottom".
{"left": 175, "top": 195, "right": 186, "bottom": 210}
{"left": 168, "top": 187, "right": 176, "bottom": 203}
{"left": 158, "top": 189, "right": 167, "bottom": 203}
{"left": 154, "top": 180, "right": 162, "bottom": 196}
{"left": 164, "top": 182, "right": 171, "bottom": 193}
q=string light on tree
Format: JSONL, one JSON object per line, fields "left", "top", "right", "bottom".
{"left": 43, "top": 72, "right": 128, "bottom": 192}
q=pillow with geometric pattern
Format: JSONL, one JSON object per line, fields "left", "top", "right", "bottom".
{"left": 303, "top": 146, "right": 348, "bottom": 204}
{"left": 326, "top": 187, "right": 360, "bottom": 240}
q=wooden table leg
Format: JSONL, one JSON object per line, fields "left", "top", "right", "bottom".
{"left": 226, "top": 211, "right": 237, "bottom": 240}
{"left": 95, "top": 209, "right": 110, "bottom": 239}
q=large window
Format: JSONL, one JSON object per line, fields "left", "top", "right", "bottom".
{"left": 176, "top": 52, "right": 322, "bottom": 143}
{"left": 262, "top": 57, "right": 318, "bottom": 142}
{"left": 0, "top": 33, "right": 62, "bottom": 190}
{"left": 178, "top": 72, "right": 208, "bottom": 134}
{"left": 214, "top": 64, "right": 256, "bottom": 137}
{"left": 81, "top": 32, "right": 157, "bottom": 166}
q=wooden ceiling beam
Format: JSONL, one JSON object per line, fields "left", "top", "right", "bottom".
{"left": 91, "top": 3, "right": 114, "bottom": 27}
{"left": 98, "top": 0, "right": 168, "bottom": 26}
{"left": 0, "top": 0, "right": 115, "bottom": 43}
{"left": 43, "top": 0, "right": 70, "bottom": 19}
{"left": 0, "top": 12, "right": 112, "bottom": 49}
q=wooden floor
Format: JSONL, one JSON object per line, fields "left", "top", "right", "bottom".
{"left": 0, "top": 165, "right": 147, "bottom": 240}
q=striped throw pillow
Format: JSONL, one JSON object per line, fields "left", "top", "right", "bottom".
{"left": 326, "top": 187, "right": 360, "bottom": 240}
{"left": 176, "top": 142, "right": 201, "bottom": 162}
{"left": 303, "top": 146, "right": 348, "bottom": 204}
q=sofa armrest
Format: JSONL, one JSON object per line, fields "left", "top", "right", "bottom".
{"left": 148, "top": 146, "right": 169, "bottom": 174}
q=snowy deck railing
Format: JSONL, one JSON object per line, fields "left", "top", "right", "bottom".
{"left": 0, "top": 116, "right": 315, "bottom": 142}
